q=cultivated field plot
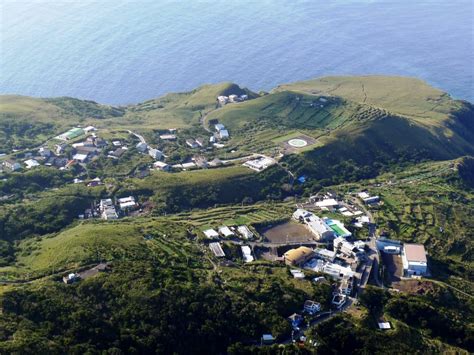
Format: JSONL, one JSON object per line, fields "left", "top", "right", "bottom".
{"left": 166, "top": 203, "right": 293, "bottom": 230}
{"left": 260, "top": 222, "right": 314, "bottom": 243}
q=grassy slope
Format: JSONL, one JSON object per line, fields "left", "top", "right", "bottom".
{"left": 126, "top": 164, "right": 289, "bottom": 212}
{"left": 275, "top": 75, "right": 462, "bottom": 122}
{"left": 0, "top": 82, "right": 257, "bottom": 151}
{"left": 120, "top": 82, "right": 257, "bottom": 131}
{"left": 207, "top": 91, "right": 358, "bottom": 131}
{"left": 207, "top": 76, "right": 474, "bottom": 165}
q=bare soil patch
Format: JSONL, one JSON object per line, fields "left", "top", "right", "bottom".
{"left": 260, "top": 222, "right": 314, "bottom": 243}
{"left": 381, "top": 252, "right": 403, "bottom": 284}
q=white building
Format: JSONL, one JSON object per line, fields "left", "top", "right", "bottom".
{"left": 383, "top": 245, "right": 401, "bottom": 254}
{"left": 304, "top": 300, "right": 321, "bottom": 314}
{"left": 148, "top": 148, "right": 163, "bottom": 160}
{"left": 402, "top": 243, "right": 427, "bottom": 276}
{"left": 237, "top": 225, "right": 253, "bottom": 239}
{"left": 99, "top": 199, "right": 118, "bottom": 220}
{"left": 309, "top": 259, "right": 354, "bottom": 280}
{"left": 153, "top": 161, "right": 171, "bottom": 171}
{"left": 358, "top": 191, "right": 380, "bottom": 204}
{"left": 181, "top": 162, "right": 197, "bottom": 170}
{"left": 214, "top": 123, "right": 225, "bottom": 132}
{"left": 218, "top": 226, "right": 234, "bottom": 237}
{"left": 209, "top": 242, "right": 225, "bottom": 257}
{"left": 186, "top": 139, "right": 198, "bottom": 148}
{"left": 73, "top": 153, "right": 88, "bottom": 163}
{"left": 241, "top": 246, "right": 254, "bottom": 263}
{"left": 159, "top": 134, "right": 177, "bottom": 141}
{"left": 333, "top": 236, "right": 357, "bottom": 257}
{"left": 243, "top": 156, "right": 276, "bottom": 172}
{"left": 84, "top": 126, "right": 97, "bottom": 133}
{"left": 203, "top": 229, "right": 219, "bottom": 239}
{"left": 217, "top": 96, "right": 229, "bottom": 105}
{"left": 228, "top": 94, "right": 239, "bottom": 102}
{"left": 24, "top": 159, "right": 40, "bottom": 169}
{"left": 219, "top": 129, "right": 229, "bottom": 140}
{"left": 117, "top": 196, "right": 137, "bottom": 210}
{"left": 315, "top": 248, "right": 336, "bottom": 262}
{"left": 315, "top": 198, "right": 339, "bottom": 209}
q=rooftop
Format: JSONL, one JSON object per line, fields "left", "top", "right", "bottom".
{"left": 404, "top": 243, "right": 427, "bottom": 263}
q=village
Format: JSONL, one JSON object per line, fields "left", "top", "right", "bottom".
{"left": 1, "top": 93, "right": 431, "bottom": 347}
{"left": 195, "top": 189, "right": 429, "bottom": 344}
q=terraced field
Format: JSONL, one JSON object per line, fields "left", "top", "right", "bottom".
{"left": 166, "top": 202, "right": 294, "bottom": 230}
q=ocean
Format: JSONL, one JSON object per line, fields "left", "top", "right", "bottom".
{"left": 1, "top": 0, "right": 473, "bottom": 105}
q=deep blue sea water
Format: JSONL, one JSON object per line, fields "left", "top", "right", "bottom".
{"left": 1, "top": 0, "right": 473, "bottom": 105}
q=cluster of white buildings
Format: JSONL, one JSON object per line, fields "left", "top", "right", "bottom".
{"left": 203, "top": 224, "right": 254, "bottom": 240}
{"left": 97, "top": 196, "right": 139, "bottom": 220}
{"left": 217, "top": 94, "right": 248, "bottom": 105}
{"left": 99, "top": 199, "right": 118, "bottom": 220}
{"left": 293, "top": 209, "right": 351, "bottom": 241}
{"left": 214, "top": 123, "right": 229, "bottom": 140}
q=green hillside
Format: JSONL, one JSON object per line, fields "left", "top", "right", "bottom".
{"left": 0, "top": 95, "right": 125, "bottom": 151}
{"left": 122, "top": 82, "right": 257, "bottom": 130}
{"left": 275, "top": 75, "right": 463, "bottom": 122}
{"left": 0, "top": 83, "right": 256, "bottom": 150}
{"left": 206, "top": 90, "right": 364, "bottom": 131}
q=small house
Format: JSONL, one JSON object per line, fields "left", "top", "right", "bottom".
{"left": 109, "top": 148, "right": 125, "bottom": 159}
{"left": 3, "top": 159, "right": 21, "bottom": 171}
{"left": 24, "top": 159, "right": 40, "bottom": 169}
{"left": 304, "top": 300, "right": 321, "bottom": 314}
{"left": 148, "top": 148, "right": 163, "bottom": 160}
{"left": 219, "top": 129, "right": 229, "bottom": 140}
{"left": 159, "top": 134, "right": 177, "bottom": 141}
{"left": 261, "top": 334, "right": 275, "bottom": 345}
{"left": 136, "top": 142, "right": 148, "bottom": 152}
{"left": 55, "top": 143, "right": 67, "bottom": 155}
{"left": 153, "top": 161, "right": 171, "bottom": 171}
{"left": 203, "top": 229, "right": 219, "bottom": 239}
{"left": 237, "top": 225, "right": 253, "bottom": 239}
{"left": 195, "top": 138, "right": 205, "bottom": 147}
{"left": 214, "top": 123, "right": 225, "bottom": 132}
{"left": 117, "top": 196, "right": 137, "bottom": 211}
{"left": 186, "top": 139, "right": 199, "bottom": 148}
{"left": 38, "top": 147, "right": 52, "bottom": 158}
{"left": 218, "top": 226, "right": 234, "bottom": 237}
{"left": 73, "top": 153, "right": 89, "bottom": 163}
{"left": 63, "top": 273, "right": 80, "bottom": 284}
{"left": 228, "top": 94, "right": 239, "bottom": 102}
{"left": 331, "top": 293, "right": 346, "bottom": 309}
